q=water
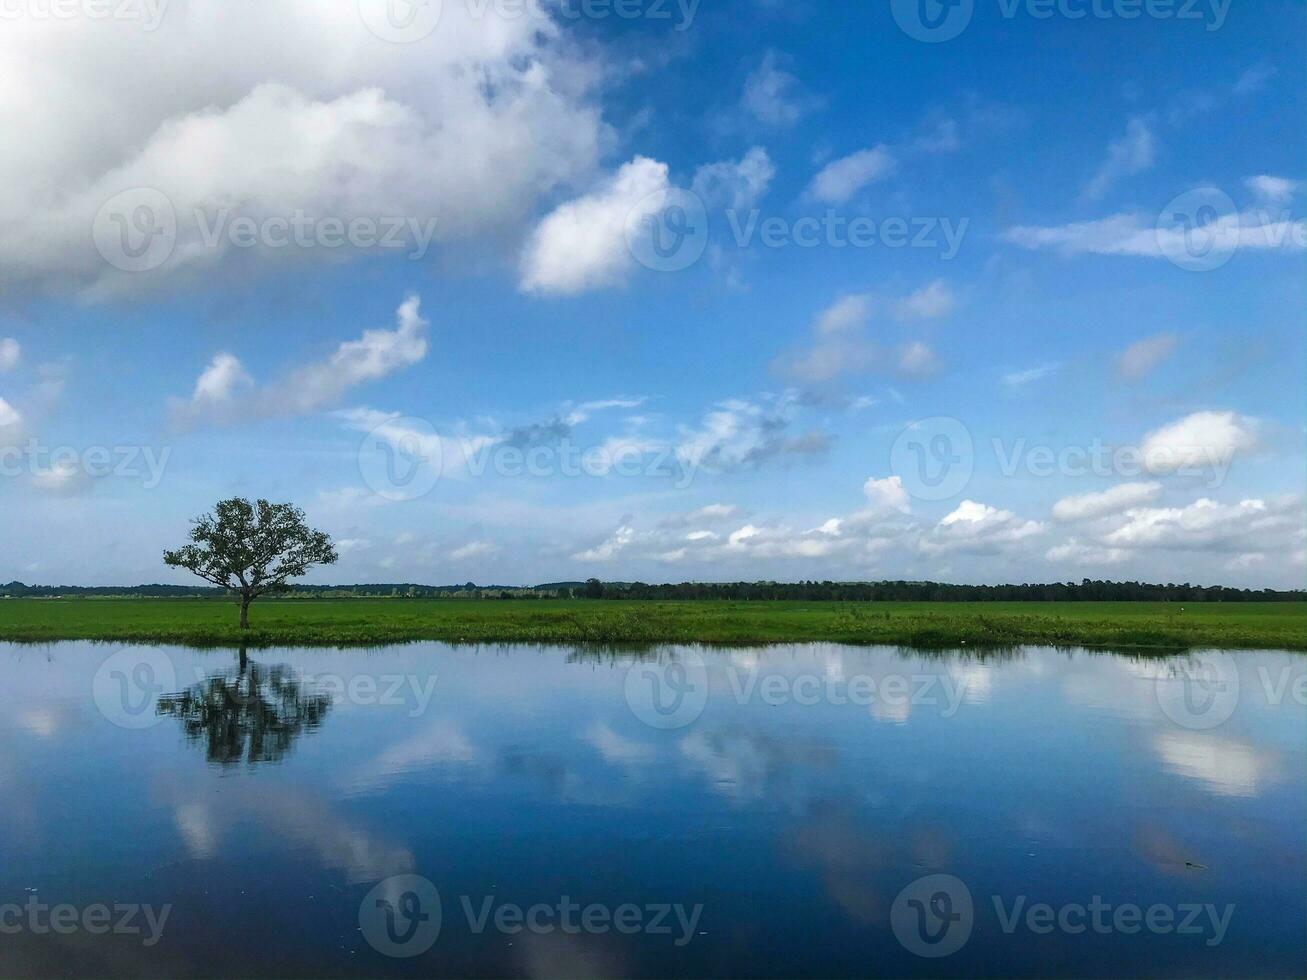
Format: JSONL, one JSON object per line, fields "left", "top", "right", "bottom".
{"left": 1, "top": 642, "right": 1302, "bottom": 978}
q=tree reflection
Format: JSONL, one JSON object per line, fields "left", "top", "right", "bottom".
{"left": 157, "top": 649, "right": 331, "bottom": 765}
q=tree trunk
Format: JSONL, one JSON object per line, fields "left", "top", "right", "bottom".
{"left": 239, "top": 595, "right": 251, "bottom": 630}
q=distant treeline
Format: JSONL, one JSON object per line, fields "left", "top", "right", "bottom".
{"left": 0, "top": 581, "right": 526, "bottom": 599}
{"left": 571, "top": 579, "right": 1304, "bottom": 602}
{"left": 2, "top": 579, "right": 1301, "bottom": 602}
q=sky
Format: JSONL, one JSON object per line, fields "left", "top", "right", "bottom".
{"left": 0, "top": 0, "right": 1303, "bottom": 588}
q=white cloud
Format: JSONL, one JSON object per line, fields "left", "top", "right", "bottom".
{"left": 1233, "top": 63, "right": 1276, "bottom": 95}
{"left": 336, "top": 407, "right": 501, "bottom": 482}
{"left": 520, "top": 156, "right": 670, "bottom": 295}
{"left": 1245, "top": 175, "right": 1300, "bottom": 205}
{"left": 675, "top": 392, "right": 829, "bottom": 471}
{"left": 912, "top": 117, "right": 961, "bottom": 153}
{"left": 573, "top": 525, "right": 638, "bottom": 562}
{"left": 1138, "top": 410, "right": 1259, "bottom": 474}
{"left": 0, "top": 396, "right": 21, "bottom": 430}
{"left": 781, "top": 291, "right": 946, "bottom": 384}
{"left": 816, "top": 294, "right": 873, "bottom": 335}
{"left": 190, "top": 353, "right": 254, "bottom": 408}
{"left": 1001, "top": 363, "right": 1060, "bottom": 388}
{"left": 1116, "top": 333, "right": 1178, "bottom": 381}
{"left": 1005, "top": 209, "right": 1306, "bottom": 259}
{"left": 783, "top": 295, "right": 876, "bottom": 383}
{"left": 1083, "top": 117, "right": 1155, "bottom": 201}
{"left": 2, "top": 4, "right": 605, "bottom": 297}
{"left": 1045, "top": 538, "right": 1128, "bottom": 565}
{"left": 896, "top": 341, "right": 940, "bottom": 378}
{"left": 862, "top": 475, "right": 911, "bottom": 514}
{"left": 692, "top": 147, "right": 775, "bottom": 209}
{"left": 741, "top": 51, "right": 816, "bottom": 127}
{"left": 175, "top": 294, "right": 427, "bottom": 427}
{"left": 921, "top": 500, "right": 1044, "bottom": 556}
{"left": 808, "top": 146, "right": 896, "bottom": 205}
{"left": 0, "top": 338, "right": 19, "bottom": 373}
{"left": 1053, "top": 482, "right": 1163, "bottom": 522}
{"left": 450, "top": 541, "right": 500, "bottom": 561}
{"left": 894, "top": 279, "right": 956, "bottom": 320}
{"left": 563, "top": 397, "right": 647, "bottom": 426}
{"left": 1103, "top": 496, "right": 1297, "bottom": 552}
{"left": 29, "top": 458, "right": 93, "bottom": 495}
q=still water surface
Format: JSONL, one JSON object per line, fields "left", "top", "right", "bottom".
{"left": 0, "top": 642, "right": 1302, "bottom": 978}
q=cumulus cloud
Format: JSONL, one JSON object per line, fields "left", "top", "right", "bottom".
{"left": 553, "top": 475, "right": 1300, "bottom": 583}
{"left": 1045, "top": 538, "right": 1128, "bottom": 566}
{"left": 450, "top": 541, "right": 500, "bottom": 562}
{"left": 1043, "top": 489, "right": 1304, "bottom": 574}
{"left": 692, "top": 147, "right": 775, "bottom": 210}
{"left": 1053, "top": 482, "right": 1163, "bottom": 522}
{"left": 1102, "top": 497, "right": 1298, "bottom": 552}
{"left": 894, "top": 280, "right": 956, "bottom": 320}
{"left": 781, "top": 294, "right": 876, "bottom": 383}
{"left": 336, "top": 407, "right": 500, "bottom": 482}
{"left": 0, "top": 339, "right": 19, "bottom": 373}
{"left": 675, "top": 392, "right": 830, "bottom": 472}
{"left": 175, "top": 295, "right": 427, "bottom": 427}
{"left": 1082, "top": 117, "right": 1155, "bottom": 201}
{"left": 741, "top": 51, "right": 817, "bottom": 127}
{"left": 3, "top": 3, "right": 605, "bottom": 297}
{"left": 862, "top": 475, "right": 911, "bottom": 514}
{"left": 1116, "top": 333, "right": 1179, "bottom": 381}
{"left": 0, "top": 397, "right": 21, "bottom": 430}
{"left": 572, "top": 472, "right": 919, "bottom": 568}
{"left": 520, "top": 156, "right": 670, "bottom": 295}
{"left": 190, "top": 353, "right": 254, "bottom": 407}
{"left": 920, "top": 500, "right": 1045, "bottom": 556}
{"left": 778, "top": 290, "right": 947, "bottom": 384}
{"left": 896, "top": 341, "right": 940, "bottom": 378}
{"left": 1245, "top": 175, "right": 1299, "bottom": 205}
{"left": 1138, "top": 410, "right": 1259, "bottom": 475}
{"left": 808, "top": 146, "right": 896, "bottom": 204}
{"left": 573, "top": 525, "right": 638, "bottom": 562}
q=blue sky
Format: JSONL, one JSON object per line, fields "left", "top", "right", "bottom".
{"left": 0, "top": 0, "right": 1302, "bottom": 586}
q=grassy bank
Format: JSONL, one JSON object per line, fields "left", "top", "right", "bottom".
{"left": 0, "top": 597, "right": 1303, "bottom": 650}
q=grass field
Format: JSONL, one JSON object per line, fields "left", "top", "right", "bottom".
{"left": 0, "top": 597, "right": 1303, "bottom": 650}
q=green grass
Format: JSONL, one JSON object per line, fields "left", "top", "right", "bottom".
{"left": 0, "top": 597, "right": 1303, "bottom": 650}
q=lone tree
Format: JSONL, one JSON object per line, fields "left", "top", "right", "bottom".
{"left": 163, "top": 498, "right": 338, "bottom": 629}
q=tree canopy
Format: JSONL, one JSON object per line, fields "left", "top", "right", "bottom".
{"left": 163, "top": 498, "right": 337, "bottom": 627}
